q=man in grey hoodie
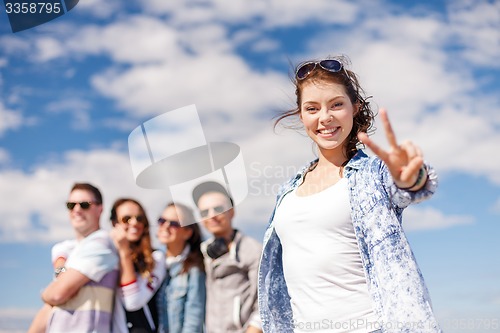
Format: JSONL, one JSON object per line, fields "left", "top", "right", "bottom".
{"left": 193, "top": 181, "right": 263, "bottom": 333}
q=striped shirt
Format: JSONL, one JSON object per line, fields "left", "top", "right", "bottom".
{"left": 47, "top": 229, "right": 119, "bottom": 333}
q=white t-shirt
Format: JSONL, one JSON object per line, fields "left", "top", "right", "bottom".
{"left": 274, "top": 178, "right": 378, "bottom": 332}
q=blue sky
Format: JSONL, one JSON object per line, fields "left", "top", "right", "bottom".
{"left": 1, "top": 0, "right": 499, "bottom": 332}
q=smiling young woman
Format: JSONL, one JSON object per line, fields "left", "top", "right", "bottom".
{"left": 109, "top": 198, "right": 166, "bottom": 333}
{"left": 155, "top": 202, "right": 206, "bottom": 333}
{"left": 258, "top": 56, "right": 442, "bottom": 333}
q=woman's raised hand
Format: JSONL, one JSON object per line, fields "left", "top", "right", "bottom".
{"left": 357, "top": 108, "right": 425, "bottom": 190}
{"left": 110, "top": 223, "right": 130, "bottom": 252}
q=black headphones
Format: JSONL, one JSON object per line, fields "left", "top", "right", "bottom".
{"left": 206, "top": 230, "right": 237, "bottom": 259}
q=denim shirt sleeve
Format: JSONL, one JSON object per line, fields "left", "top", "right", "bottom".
{"left": 378, "top": 159, "right": 439, "bottom": 210}
{"left": 347, "top": 153, "right": 442, "bottom": 332}
{"left": 181, "top": 267, "right": 206, "bottom": 333}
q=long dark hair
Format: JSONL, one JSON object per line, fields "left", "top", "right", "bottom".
{"left": 275, "top": 55, "right": 375, "bottom": 164}
{"left": 166, "top": 202, "right": 205, "bottom": 274}
{"left": 110, "top": 198, "right": 155, "bottom": 276}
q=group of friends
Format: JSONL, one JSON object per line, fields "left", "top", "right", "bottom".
{"left": 28, "top": 55, "right": 442, "bottom": 333}
{"left": 29, "top": 181, "right": 263, "bottom": 333}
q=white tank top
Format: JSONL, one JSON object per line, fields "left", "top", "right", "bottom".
{"left": 274, "top": 178, "right": 378, "bottom": 332}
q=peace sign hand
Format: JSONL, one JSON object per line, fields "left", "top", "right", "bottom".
{"left": 357, "top": 109, "right": 426, "bottom": 190}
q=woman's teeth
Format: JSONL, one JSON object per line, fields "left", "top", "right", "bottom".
{"left": 319, "top": 127, "right": 337, "bottom": 134}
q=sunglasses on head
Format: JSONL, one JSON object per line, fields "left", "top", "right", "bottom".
{"left": 66, "top": 201, "right": 97, "bottom": 210}
{"left": 199, "top": 205, "right": 226, "bottom": 218}
{"left": 295, "top": 59, "right": 343, "bottom": 80}
{"left": 121, "top": 215, "right": 146, "bottom": 224}
{"left": 157, "top": 217, "right": 181, "bottom": 228}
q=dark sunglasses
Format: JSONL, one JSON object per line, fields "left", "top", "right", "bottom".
{"left": 121, "top": 215, "right": 146, "bottom": 224}
{"left": 157, "top": 217, "right": 181, "bottom": 228}
{"left": 296, "top": 59, "right": 343, "bottom": 80}
{"left": 66, "top": 201, "right": 97, "bottom": 210}
{"left": 200, "top": 205, "right": 226, "bottom": 218}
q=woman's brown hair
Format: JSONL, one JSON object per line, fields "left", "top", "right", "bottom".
{"left": 166, "top": 202, "right": 205, "bottom": 274}
{"left": 110, "top": 198, "right": 155, "bottom": 277}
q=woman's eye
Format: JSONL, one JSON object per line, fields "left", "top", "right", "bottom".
{"left": 305, "top": 106, "right": 318, "bottom": 112}
{"left": 331, "top": 102, "right": 343, "bottom": 109}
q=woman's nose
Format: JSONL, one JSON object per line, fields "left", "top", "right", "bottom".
{"left": 319, "top": 109, "right": 333, "bottom": 125}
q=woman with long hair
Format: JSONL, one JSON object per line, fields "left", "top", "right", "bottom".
{"left": 156, "top": 202, "right": 206, "bottom": 333}
{"left": 110, "top": 198, "right": 166, "bottom": 333}
{"left": 258, "top": 56, "right": 441, "bottom": 332}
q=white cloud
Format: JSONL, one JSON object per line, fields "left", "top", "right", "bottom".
{"left": 251, "top": 38, "right": 281, "bottom": 53}
{"left": 403, "top": 206, "right": 475, "bottom": 232}
{"left": 179, "top": 23, "right": 233, "bottom": 55}
{"left": 33, "top": 37, "right": 65, "bottom": 62}
{"left": 412, "top": 108, "right": 500, "bottom": 185}
{"left": 2, "top": 16, "right": 184, "bottom": 65}
{"left": 140, "top": 0, "right": 359, "bottom": 27}
{"left": 74, "top": 0, "right": 123, "bottom": 19}
{"left": 232, "top": 29, "right": 261, "bottom": 45}
{"left": 45, "top": 98, "right": 91, "bottom": 113}
{"left": 0, "top": 149, "right": 170, "bottom": 244}
{"left": 32, "top": 16, "right": 247, "bottom": 65}
{"left": 256, "top": 0, "right": 359, "bottom": 28}
{"left": 230, "top": 28, "right": 281, "bottom": 53}
{"left": 0, "top": 102, "right": 23, "bottom": 136}
{"left": 448, "top": 0, "right": 500, "bottom": 67}
{"left": 0, "top": 35, "right": 30, "bottom": 55}
{"left": 66, "top": 16, "right": 185, "bottom": 64}
{"left": 45, "top": 98, "right": 92, "bottom": 130}
{"left": 90, "top": 52, "right": 290, "bottom": 138}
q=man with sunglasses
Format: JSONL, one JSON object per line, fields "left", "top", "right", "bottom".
{"left": 35, "top": 183, "right": 119, "bottom": 333}
{"left": 192, "top": 181, "right": 263, "bottom": 333}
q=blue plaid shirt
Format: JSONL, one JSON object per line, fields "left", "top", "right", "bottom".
{"left": 258, "top": 150, "right": 442, "bottom": 333}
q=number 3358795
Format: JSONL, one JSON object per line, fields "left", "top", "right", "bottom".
{"left": 5, "top": 2, "right": 61, "bottom": 14}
